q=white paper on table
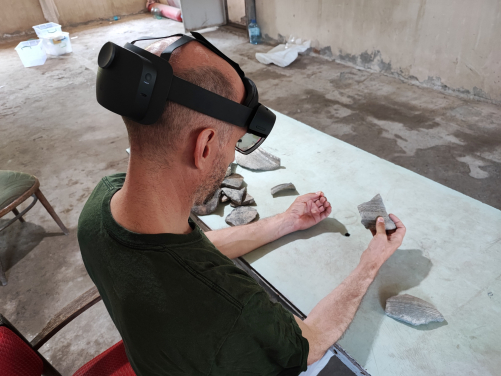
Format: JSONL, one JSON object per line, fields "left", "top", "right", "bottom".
{"left": 299, "top": 349, "right": 335, "bottom": 376}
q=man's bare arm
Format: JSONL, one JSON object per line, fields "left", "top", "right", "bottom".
{"left": 205, "top": 213, "right": 289, "bottom": 259}
{"left": 205, "top": 192, "right": 332, "bottom": 259}
{"left": 295, "top": 214, "right": 406, "bottom": 365}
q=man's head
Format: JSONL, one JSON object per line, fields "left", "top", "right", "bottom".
{"left": 123, "top": 37, "right": 247, "bottom": 204}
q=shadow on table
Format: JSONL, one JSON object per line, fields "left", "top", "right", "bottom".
{"left": 245, "top": 217, "right": 349, "bottom": 263}
{"left": 338, "top": 248, "right": 437, "bottom": 369}
{"left": 0, "top": 218, "right": 63, "bottom": 271}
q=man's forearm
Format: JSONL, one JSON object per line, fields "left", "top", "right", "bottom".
{"left": 296, "top": 261, "right": 378, "bottom": 364}
{"left": 205, "top": 213, "right": 293, "bottom": 259}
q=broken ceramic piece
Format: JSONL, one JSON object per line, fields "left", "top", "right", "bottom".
{"left": 225, "top": 206, "right": 258, "bottom": 226}
{"left": 221, "top": 187, "right": 246, "bottom": 206}
{"left": 357, "top": 194, "right": 396, "bottom": 231}
{"left": 225, "top": 165, "right": 232, "bottom": 178}
{"left": 230, "top": 194, "right": 254, "bottom": 207}
{"left": 242, "top": 193, "right": 255, "bottom": 206}
{"left": 191, "top": 189, "right": 221, "bottom": 216}
{"left": 235, "top": 148, "right": 281, "bottom": 171}
{"left": 221, "top": 174, "right": 244, "bottom": 189}
{"left": 271, "top": 183, "right": 296, "bottom": 195}
{"left": 221, "top": 194, "right": 229, "bottom": 203}
{"left": 230, "top": 191, "right": 255, "bottom": 207}
{"left": 385, "top": 294, "right": 445, "bottom": 326}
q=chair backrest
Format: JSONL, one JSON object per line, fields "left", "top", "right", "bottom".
{"left": 73, "top": 340, "right": 136, "bottom": 376}
{"left": 0, "top": 326, "right": 43, "bottom": 376}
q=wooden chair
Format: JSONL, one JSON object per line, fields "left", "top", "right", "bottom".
{"left": 0, "top": 286, "right": 136, "bottom": 376}
{"left": 0, "top": 170, "right": 69, "bottom": 286}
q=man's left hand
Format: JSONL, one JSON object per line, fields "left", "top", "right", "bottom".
{"left": 282, "top": 192, "right": 332, "bottom": 233}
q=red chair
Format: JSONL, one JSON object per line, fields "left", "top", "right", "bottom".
{"left": 0, "top": 286, "right": 135, "bottom": 376}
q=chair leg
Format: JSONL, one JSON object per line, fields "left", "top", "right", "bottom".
{"left": 12, "top": 208, "right": 25, "bottom": 223}
{"left": 35, "top": 189, "right": 69, "bottom": 235}
{"left": 0, "top": 258, "right": 7, "bottom": 286}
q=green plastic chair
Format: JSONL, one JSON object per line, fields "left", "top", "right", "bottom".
{"left": 0, "top": 170, "right": 68, "bottom": 286}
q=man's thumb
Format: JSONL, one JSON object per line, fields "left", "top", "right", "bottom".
{"left": 375, "top": 216, "right": 386, "bottom": 235}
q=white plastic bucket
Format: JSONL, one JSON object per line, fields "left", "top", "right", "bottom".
{"left": 41, "top": 32, "right": 72, "bottom": 56}
{"left": 33, "top": 22, "right": 62, "bottom": 38}
{"left": 15, "top": 40, "right": 47, "bottom": 68}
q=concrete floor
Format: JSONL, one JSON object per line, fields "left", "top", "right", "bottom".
{"left": 0, "top": 14, "right": 500, "bottom": 375}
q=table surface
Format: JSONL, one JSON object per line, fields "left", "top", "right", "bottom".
{"left": 201, "top": 111, "right": 501, "bottom": 376}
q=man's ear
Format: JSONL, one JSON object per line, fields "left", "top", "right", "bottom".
{"left": 194, "top": 128, "right": 217, "bottom": 170}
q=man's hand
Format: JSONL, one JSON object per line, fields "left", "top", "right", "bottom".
{"left": 361, "top": 214, "right": 406, "bottom": 272}
{"left": 297, "top": 213, "right": 406, "bottom": 365}
{"left": 206, "top": 191, "right": 332, "bottom": 259}
{"left": 282, "top": 192, "right": 332, "bottom": 233}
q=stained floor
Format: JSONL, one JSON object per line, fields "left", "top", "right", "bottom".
{"left": 0, "top": 14, "right": 499, "bottom": 375}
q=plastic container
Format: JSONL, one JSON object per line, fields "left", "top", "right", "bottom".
{"left": 41, "top": 32, "right": 72, "bottom": 56}
{"left": 248, "top": 19, "right": 261, "bottom": 45}
{"left": 15, "top": 40, "right": 47, "bottom": 68}
{"left": 32, "top": 22, "right": 62, "bottom": 38}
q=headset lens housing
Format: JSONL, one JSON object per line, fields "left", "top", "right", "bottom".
{"left": 236, "top": 133, "right": 265, "bottom": 154}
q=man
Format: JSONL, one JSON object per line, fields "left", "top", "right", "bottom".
{"left": 78, "top": 35, "right": 406, "bottom": 376}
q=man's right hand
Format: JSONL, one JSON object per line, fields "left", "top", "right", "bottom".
{"left": 360, "top": 214, "right": 406, "bottom": 273}
{"left": 297, "top": 213, "right": 406, "bottom": 365}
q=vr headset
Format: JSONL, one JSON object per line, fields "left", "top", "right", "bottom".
{"left": 96, "top": 32, "right": 275, "bottom": 154}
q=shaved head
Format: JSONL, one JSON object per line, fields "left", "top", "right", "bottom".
{"left": 123, "top": 36, "right": 246, "bottom": 166}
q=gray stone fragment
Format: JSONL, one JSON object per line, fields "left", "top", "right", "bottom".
{"left": 271, "top": 183, "right": 296, "bottom": 195}
{"left": 242, "top": 193, "right": 255, "bottom": 206}
{"left": 221, "top": 187, "right": 246, "bottom": 206}
{"left": 221, "top": 174, "right": 244, "bottom": 189}
{"left": 235, "top": 148, "right": 281, "bottom": 171}
{"left": 385, "top": 294, "right": 445, "bottom": 326}
{"left": 230, "top": 192, "right": 255, "bottom": 207}
{"left": 225, "top": 206, "right": 259, "bottom": 226}
{"left": 221, "top": 194, "right": 229, "bottom": 203}
{"left": 191, "top": 189, "right": 221, "bottom": 216}
{"left": 225, "top": 165, "right": 232, "bottom": 178}
{"left": 357, "top": 194, "right": 396, "bottom": 231}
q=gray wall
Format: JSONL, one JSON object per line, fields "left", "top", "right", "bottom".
{"left": 256, "top": 0, "right": 501, "bottom": 103}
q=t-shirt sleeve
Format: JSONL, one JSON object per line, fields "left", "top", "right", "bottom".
{"left": 211, "top": 289, "right": 309, "bottom": 376}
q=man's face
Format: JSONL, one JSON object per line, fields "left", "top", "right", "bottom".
{"left": 192, "top": 126, "right": 247, "bottom": 206}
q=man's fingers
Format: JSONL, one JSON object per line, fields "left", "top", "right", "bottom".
{"left": 309, "top": 201, "right": 318, "bottom": 214}
{"left": 375, "top": 216, "right": 386, "bottom": 235}
{"left": 389, "top": 214, "right": 406, "bottom": 237}
{"left": 299, "top": 192, "right": 322, "bottom": 203}
{"left": 389, "top": 213, "right": 405, "bottom": 229}
{"left": 321, "top": 206, "right": 332, "bottom": 220}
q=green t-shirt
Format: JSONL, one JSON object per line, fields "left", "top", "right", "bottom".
{"left": 78, "top": 173, "right": 309, "bottom": 376}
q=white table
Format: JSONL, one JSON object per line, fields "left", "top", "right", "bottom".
{"left": 202, "top": 111, "right": 501, "bottom": 376}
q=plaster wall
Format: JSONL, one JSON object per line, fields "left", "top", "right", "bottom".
{"left": 0, "top": 0, "right": 45, "bottom": 37}
{"left": 256, "top": 0, "right": 501, "bottom": 103}
{"left": 0, "top": 0, "right": 144, "bottom": 37}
